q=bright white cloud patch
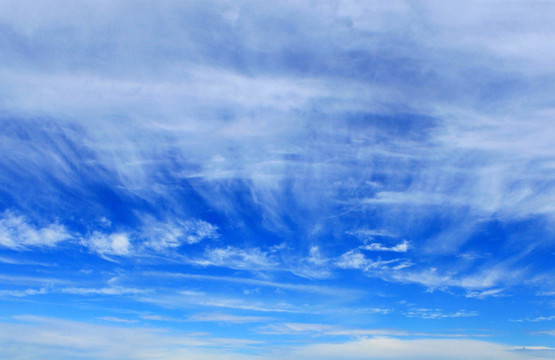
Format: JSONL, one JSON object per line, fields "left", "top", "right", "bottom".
{"left": 80, "top": 217, "right": 219, "bottom": 257}
{"left": 335, "top": 250, "right": 370, "bottom": 270}
{"left": 335, "top": 250, "right": 401, "bottom": 272}
{"left": 0, "top": 211, "right": 72, "bottom": 250}
{"left": 362, "top": 240, "right": 409, "bottom": 252}
{"left": 83, "top": 232, "right": 131, "bottom": 256}
{"left": 141, "top": 217, "right": 219, "bottom": 251}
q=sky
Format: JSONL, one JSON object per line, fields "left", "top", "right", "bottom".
{"left": 1, "top": 0, "right": 555, "bottom": 359}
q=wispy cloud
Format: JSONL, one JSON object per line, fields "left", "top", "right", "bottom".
{"left": 60, "top": 286, "right": 147, "bottom": 296}
{"left": 0, "top": 288, "right": 47, "bottom": 297}
{"left": 142, "top": 271, "right": 359, "bottom": 297}
{"left": 187, "top": 313, "right": 270, "bottom": 324}
{"left": 140, "top": 217, "right": 219, "bottom": 252}
{"left": 2, "top": 315, "right": 544, "bottom": 360}
{"left": 289, "top": 246, "right": 333, "bottom": 279}
{"left": 512, "top": 316, "right": 555, "bottom": 323}
{"left": 258, "top": 322, "right": 487, "bottom": 339}
{"left": 258, "top": 322, "right": 337, "bottom": 335}
{"left": 346, "top": 229, "right": 397, "bottom": 240}
{"left": 0, "top": 211, "right": 72, "bottom": 250}
{"left": 98, "top": 316, "right": 137, "bottom": 324}
{"left": 78, "top": 216, "right": 219, "bottom": 258}
{"left": 0, "top": 274, "right": 70, "bottom": 286}
{"left": 534, "top": 330, "right": 555, "bottom": 336}
{"left": 335, "top": 249, "right": 405, "bottom": 272}
{"left": 0, "top": 209, "right": 219, "bottom": 259}
{"left": 404, "top": 309, "right": 478, "bottom": 320}
{"left": 294, "top": 337, "right": 549, "bottom": 360}
{"left": 82, "top": 232, "right": 132, "bottom": 257}
{"left": 0, "top": 255, "right": 54, "bottom": 266}
{"left": 466, "top": 288, "right": 504, "bottom": 299}
{"left": 191, "top": 246, "right": 278, "bottom": 271}
{"left": 362, "top": 240, "right": 410, "bottom": 253}
{"left": 137, "top": 289, "right": 311, "bottom": 314}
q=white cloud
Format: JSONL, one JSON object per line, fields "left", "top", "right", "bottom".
{"left": 335, "top": 250, "right": 400, "bottom": 272}
{"left": 258, "top": 322, "right": 485, "bottom": 338}
{"left": 293, "top": 337, "right": 550, "bottom": 360}
{"left": 259, "top": 322, "right": 337, "bottom": 335}
{"left": 0, "top": 287, "right": 47, "bottom": 297}
{"left": 3, "top": 315, "right": 548, "bottom": 360}
{"left": 82, "top": 231, "right": 132, "bottom": 256}
{"left": 140, "top": 217, "right": 219, "bottom": 251}
{"left": 0, "top": 315, "right": 264, "bottom": 360}
{"left": 0, "top": 211, "right": 72, "bottom": 250}
{"left": 1, "top": 316, "right": 548, "bottom": 360}
{"left": 466, "top": 288, "right": 504, "bottom": 299}
{"left": 139, "top": 314, "right": 183, "bottom": 322}
{"left": 1, "top": 1, "right": 554, "bottom": 293}
{"left": 346, "top": 228, "right": 396, "bottom": 240}
{"left": 0, "top": 255, "right": 53, "bottom": 266}
{"left": 333, "top": 249, "right": 522, "bottom": 292}
{"left": 360, "top": 192, "right": 448, "bottom": 206}
{"left": 289, "top": 246, "right": 333, "bottom": 279}
{"left": 404, "top": 309, "right": 478, "bottom": 320}
{"left": 306, "top": 246, "right": 328, "bottom": 266}
{"left": 387, "top": 264, "right": 524, "bottom": 291}
{"left": 142, "top": 271, "right": 361, "bottom": 297}
{"left": 535, "top": 330, "right": 555, "bottom": 336}
{"left": 362, "top": 240, "right": 409, "bottom": 252}
{"left": 78, "top": 217, "right": 219, "bottom": 258}
{"left": 1, "top": 0, "right": 554, "bottom": 226}
{"left": 98, "top": 316, "right": 137, "bottom": 324}
{"left": 141, "top": 221, "right": 187, "bottom": 250}
{"left": 335, "top": 250, "right": 369, "bottom": 270}
{"left": 0, "top": 274, "right": 70, "bottom": 286}
{"left": 192, "top": 246, "right": 278, "bottom": 271}
{"left": 187, "top": 313, "right": 270, "bottom": 324}
{"left": 512, "top": 315, "right": 555, "bottom": 323}
{"left": 138, "top": 290, "right": 307, "bottom": 314}
{"left": 60, "top": 286, "right": 146, "bottom": 296}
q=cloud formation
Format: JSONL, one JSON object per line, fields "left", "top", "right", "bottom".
{"left": 0, "top": 211, "right": 72, "bottom": 250}
{"left": 1, "top": 0, "right": 555, "bottom": 358}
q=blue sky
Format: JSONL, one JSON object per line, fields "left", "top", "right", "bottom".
{"left": 1, "top": 0, "right": 555, "bottom": 359}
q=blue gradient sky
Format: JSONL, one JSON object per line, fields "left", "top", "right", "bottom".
{"left": 1, "top": 1, "right": 555, "bottom": 359}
